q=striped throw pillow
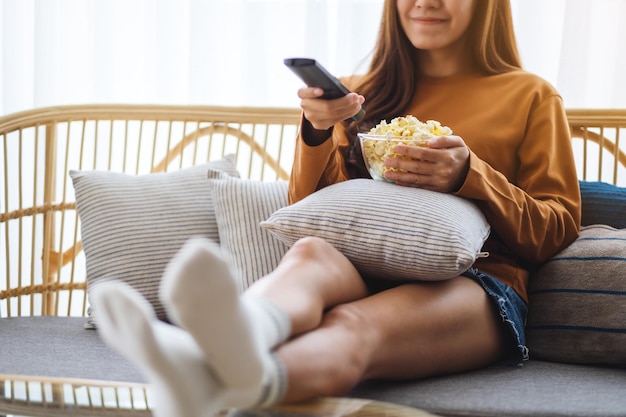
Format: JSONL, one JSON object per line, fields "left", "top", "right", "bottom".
{"left": 261, "top": 179, "right": 490, "bottom": 281}
{"left": 208, "top": 171, "right": 289, "bottom": 291}
{"left": 527, "top": 225, "right": 626, "bottom": 365}
{"left": 71, "top": 156, "right": 240, "bottom": 328}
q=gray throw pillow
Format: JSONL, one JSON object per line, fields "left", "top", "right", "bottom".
{"left": 71, "top": 156, "right": 240, "bottom": 328}
{"left": 527, "top": 225, "right": 626, "bottom": 365}
{"left": 208, "top": 171, "right": 289, "bottom": 291}
{"left": 261, "top": 179, "right": 490, "bottom": 281}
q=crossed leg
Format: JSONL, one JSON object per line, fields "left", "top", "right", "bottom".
{"left": 92, "top": 235, "right": 505, "bottom": 415}
{"left": 244, "top": 237, "right": 506, "bottom": 402}
{"left": 272, "top": 276, "right": 506, "bottom": 402}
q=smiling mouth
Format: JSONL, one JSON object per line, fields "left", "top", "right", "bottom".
{"left": 412, "top": 17, "right": 447, "bottom": 24}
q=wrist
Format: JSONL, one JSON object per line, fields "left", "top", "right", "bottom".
{"left": 301, "top": 117, "right": 333, "bottom": 146}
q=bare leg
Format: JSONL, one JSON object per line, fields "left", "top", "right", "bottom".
{"left": 273, "top": 277, "right": 505, "bottom": 402}
{"left": 241, "top": 236, "right": 505, "bottom": 401}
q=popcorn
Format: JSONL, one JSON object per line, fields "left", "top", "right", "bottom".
{"left": 368, "top": 115, "right": 452, "bottom": 137}
{"left": 359, "top": 115, "right": 452, "bottom": 181}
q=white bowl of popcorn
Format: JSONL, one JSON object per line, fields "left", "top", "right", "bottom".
{"left": 358, "top": 115, "right": 452, "bottom": 182}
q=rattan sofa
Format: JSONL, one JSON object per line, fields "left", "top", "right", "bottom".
{"left": 1, "top": 105, "right": 625, "bottom": 417}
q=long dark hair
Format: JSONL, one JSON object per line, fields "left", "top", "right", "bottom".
{"left": 349, "top": 0, "right": 522, "bottom": 135}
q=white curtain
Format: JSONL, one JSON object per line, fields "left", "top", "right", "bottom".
{"left": 1, "top": 0, "right": 624, "bottom": 117}
{"left": 511, "top": 0, "right": 626, "bottom": 108}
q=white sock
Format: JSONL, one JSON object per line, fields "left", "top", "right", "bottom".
{"left": 159, "top": 237, "right": 291, "bottom": 405}
{"left": 90, "top": 280, "right": 227, "bottom": 417}
{"left": 242, "top": 293, "right": 292, "bottom": 350}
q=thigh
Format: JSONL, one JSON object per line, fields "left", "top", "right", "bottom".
{"left": 357, "top": 276, "right": 506, "bottom": 380}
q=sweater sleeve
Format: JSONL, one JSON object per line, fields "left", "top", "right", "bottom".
{"left": 288, "top": 115, "right": 352, "bottom": 204}
{"left": 455, "top": 95, "right": 581, "bottom": 265}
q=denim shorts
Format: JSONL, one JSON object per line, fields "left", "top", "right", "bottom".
{"left": 462, "top": 268, "right": 529, "bottom": 365}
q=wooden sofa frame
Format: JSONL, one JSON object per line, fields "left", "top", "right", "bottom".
{"left": 1, "top": 105, "right": 626, "bottom": 415}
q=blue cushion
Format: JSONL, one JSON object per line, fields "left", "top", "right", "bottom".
{"left": 579, "top": 180, "right": 626, "bottom": 228}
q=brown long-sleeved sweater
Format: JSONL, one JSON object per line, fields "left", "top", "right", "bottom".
{"left": 288, "top": 70, "right": 581, "bottom": 302}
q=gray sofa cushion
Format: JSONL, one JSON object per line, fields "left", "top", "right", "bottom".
{"left": 0, "top": 316, "right": 145, "bottom": 383}
{"left": 2, "top": 316, "right": 626, "bottom": 417}
{"left": 349, "top": 362, "right": 626, "bottom": 417}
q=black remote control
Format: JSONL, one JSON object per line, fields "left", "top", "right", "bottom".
{"left": 284, "top": 57, "right": 365, "bottom": 122}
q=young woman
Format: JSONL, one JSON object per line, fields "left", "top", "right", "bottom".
{"left": 91, "top": 1, "right": 581, "bottom": 417}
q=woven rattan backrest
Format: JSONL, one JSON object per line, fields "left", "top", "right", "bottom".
{"left": 567, "top": 109, "right": 626, "bottom": 185}
{"left": 2, "top": 106, "right": 626, "bottom": 318}
{"left": 1, "top": 105, "right": 301, "bottom": 317}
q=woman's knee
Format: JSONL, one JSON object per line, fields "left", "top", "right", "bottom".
{"left": 281, "top": 236, "right": 339, "bottom": 267}
{"left": 294, "top": 236, "right": 362, "bottom": 276}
